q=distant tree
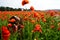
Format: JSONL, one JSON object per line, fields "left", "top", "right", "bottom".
{"left": 0, "top": 6, "right": 31, "bottom": 11}
{"left": 5, "top": 7, "right": 10, "bottom": 11}
{"left": 17, "top": 8, "right": 21, "bottom": 11}
{"left": 0, "top": 7, "right": 5, "bottom": 11}
{"left": 9, "top": 8, "right": 13, "bottom": 11}
{"left": 14, "top": 8, "right": 17, "bottom": 11}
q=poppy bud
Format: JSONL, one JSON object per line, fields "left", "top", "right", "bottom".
{"left": 8, "top": 23, "right": 12, "bottom": 27}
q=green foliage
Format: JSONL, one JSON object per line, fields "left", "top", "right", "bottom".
{"left": 0, "top": 16, "right": 60, "bottom": 40}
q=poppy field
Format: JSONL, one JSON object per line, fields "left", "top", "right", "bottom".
{"left": 0, "top": 11, "right": 60, "bottom": 40}
{"left": 0, "top": 0, "right": 60, "bottom": 40}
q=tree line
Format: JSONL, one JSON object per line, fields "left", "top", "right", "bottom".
{"left": 0, "top": 6, "right": 30, "bottom": 11}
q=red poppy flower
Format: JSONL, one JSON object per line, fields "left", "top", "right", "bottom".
{"left": 9, "top": 18, "right": 16, "bottom": 23}
{"left": 23, "top": 16, "right": 28, "bottom": 21}
{"left": 58, "top": 27, "right": 60, "bottom": 31}
{"left": 33, "top": 12, "right": 39, "bottom": 17}
{"left": 31, "top": 20, "right": 35, "bottom": 24}
{"left": 30, "top": 6, "right": 34, "bottom": 11}
{"left": 48, "top": 10, "right": 55, "bottom": 16}
{"left": 35, "top": 24, "right": 41, "bottom": 31}
{"left": 2, "top": 26, "right": 10, "bottom": 40}
{"left": 22, "top": 0, "right": 29, "bottom": 6}
{"left": 32, "top": 24, "right": 42, "bottom": 33}
{"left": 42, "top": 18, "right": 46, "bottom": 22}
{"left": 8, "top": 23, "right": 12, "bottom": 27}
{"left": 50, "top": 12, "right": 55, "bottom": 16}
{"left": 40, "top": 13, "right": 44, "bottom": 19}
{"left": 41, "top": 15, "right": 44, "bottom": 19}
{"left": 27, "top": 12, "right": 31, "bottom": 17}
{"left": 50, "top": 25, "right": 55, "bottom": 29}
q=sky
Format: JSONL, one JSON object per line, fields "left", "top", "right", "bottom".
{"left": 0, "top": 0, "right": 60, "bottom": 10}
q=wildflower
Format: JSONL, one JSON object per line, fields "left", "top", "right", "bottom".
{"left": 35, "top": 24, "right": 41, "bottom": 31}
{"left": 23, "top": 16, "right": 28, "bottom": 21}
{"left": 33, "top": 12, "right": 39, "bottom": 17}
{"left": 58, "top": 27, "right": 60, "bottom": 31}
{"left": 9, "top": 18, "right": 16, "bottom": 23}
{"left": 50, "top": 25, "right": 55, "bottom": 29}
{"left": 2, "top": 26, "right": 10, "bottom": 40}
{"left": 32, "top": 24, "right": 42, "bottom": 33}
{"left": 42, "top": 18, "right": 46, "bottom": 22}
{"left": 30, "top": 6, "right": 34, "bottom": 11}
{"left": 50, "top": 12, "right": 55, "bottom": 16}
{"left": 41, "top": 14, "right": 44, "bottom": 19}
{"left": 40, "top": 13, "right": 44, "bottom": 16}
{"left": 8, "top": 23, "right": 12, "bottom": 27}
{"left": 48, "top": 10, "right": 55, "bottom": 16}
{"left": 22, "top": 0, "right": 29, "bottom": 6}
{"left": 31, "top": 20, "right": 35, "bottom": 24}
{"left": 37, "top": 16, "right": 41, "bottom": 21}
{"left": 41, "top": 15, "right": 44, "bottom": 19}
{"left": 27, "top": 12, "right": 31, "bottom": 17}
